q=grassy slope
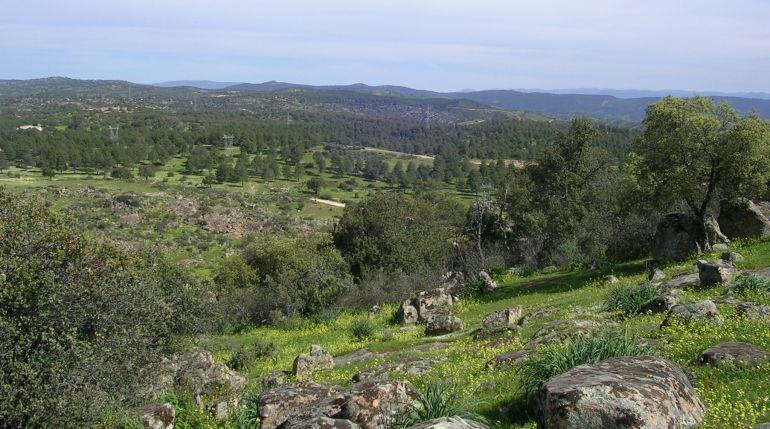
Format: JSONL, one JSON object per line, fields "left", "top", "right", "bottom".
{"left": 202, "top": 239, "right": 770, "bottom": 428}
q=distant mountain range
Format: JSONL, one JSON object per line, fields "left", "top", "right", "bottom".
{"left": 3, "top": 77, "right": 770, "bottom": 122}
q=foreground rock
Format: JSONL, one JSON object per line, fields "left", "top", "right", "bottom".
{"left": 293, "top": 345, "right": 334, "bottom": 382}
{"left": 396, "top": 287, "right": 454, "bottom": 324}
{"left": 408, "top": 416, "right": 489, "bottom": 429}
{"left": 258, "top": 379, "right": 418, "bottom": 429}
{"left": 697, "top": 260, "right": 736, "bottom": 287}
{"left": 145, "top": 348, "right": 246, "bottom": 399}
{"left": 695, "top": 342, "right": 770, "bottom": 367}
{"left": 425, "top": 314, "right": 463, "bottom": 335}
{"left": 662, "top": 300, "right": 723, "bottom": 327}
{"left": 718, "top": 199, "right": 770, "bottom": 239}
{"left": 537, "top": 355, "right": 705, "bottom": 428}
{"left": 135, "top": 403, "right": 175, "bottom": 429}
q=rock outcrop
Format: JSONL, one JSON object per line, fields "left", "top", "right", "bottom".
{"left": 396, "top": 287, "right": 454, "bottom": 324}
{"left": 258, "top": 379, "right": 418, "bottom": 429}
{"left": 695, "top": 342, "right": 770, "bottom": 367}
{"left": 718, "top": 199, "right": 770, "bottom": 239}
{"left": 476, "top": 306, "right": 522, "bottom": 339}
{"left": 425, "top": 314, "right": 463, "bottom": 335}
{"left": 145, "top": 348, "right": 246, "bottom": 400}
{"left": 537, "top": 356, "right": 705, "bottom": 428}
{"left": 662, "top": 300, "right": 723, "bottom": 327}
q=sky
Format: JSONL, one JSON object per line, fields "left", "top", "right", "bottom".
{"left": 1, "top": 0, "right": 769, "bottom": 92}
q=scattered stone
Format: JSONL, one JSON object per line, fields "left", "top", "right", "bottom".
{"left": 119, "top": 212, "right": 141, "bottom": 226}
{"left": 293, "top": 345, "right": 334, "bottom": 382}
{"left": 697, "top": 260, "right": 737, "bottom": 287}
{"left": 712, "top": 243, "right": 729, "bottom": 252}
{"left": 662, "top": 300, "right": 723, "bottom": 327}
{"left": 517, "top": 307, "right": 559, "bottom": 327}
{"left": 486, "top": 349, "right": 531, "bottom": 368}
{"left": 135, "top": 403, "right": 175, "bottom": 429}
{"left": 396, "top": 287, "right": 454, "bottom": 325}
{"left": 718, "top": 199, "right": 770, "bottom": 239}
{"left": 659, "top": 273, "right": 700, "bottom": 290}
{"left": 406, "top": 416, "right": 489, "bottom": 429}
{"left": 258, "top": 379, "right": 418, "bottom": 429}
{"left": 479, "top": 271, "right": 497, "bottom": 292}
{"left": 475, "top": 307, "right": 522, "bottom": 339}
{"left": 736, "top": 303, "right": 770, "bottom": 321}
{"left": 649, "top": 268, "right": 667, "bottom": 282}
{"left": 537, "top": 356, "right": 705, "bottom": 428}
{"left": 333, "top": 349, "right": 376, "bottom": 366}
{"left": 603, "top": 275, "right": 619, "bottom": 285}
{"left": 353, "top": 357, "right": 441, "bottom": 382}
{"left": 439, "top": 271, "right": 466, "bottom": 295}
{"left": 721, "top": 252, "right": 744, "bottom": 263}
{"left": 695, "top": 342, "right": 770, "bottom": 367}
{"left": 710, "top": 295, "right": 743, "bottom": 305}
{"left": 641, "top": 290, "right": 681, "bottom": 314}
{"left": 263, "top": 370, "right": 291, "bottom": 387}
{"left": 296, "top": 416, "right": 361, "bottom": 429}
{"left": 527, "top": 319, "right": 606, "bottom": 347}
{"left": 368, "top": 305, "right": 380, "bottom": 316}
{"left": 425, "top": 314, "right": 463, "bottom": 336}
{"left": 652, "top": 213, "right": 704, "bottom": 262}
{"left": 206, "top": 398, "right": 238, "bottom": 420}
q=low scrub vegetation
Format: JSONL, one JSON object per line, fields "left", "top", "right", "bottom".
{"left": 604, "top": 281, "right": 662, "bottom": 315}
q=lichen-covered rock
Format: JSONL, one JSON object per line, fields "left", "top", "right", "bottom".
{"left": 603, "top": 275, "right": 619, "bottom": 285}
{"left": 479, "top": 271, "right": 497, "bottom": 292}
{"left": 407, "top": 416, "right": 489, "bottom": 429}
{"left": 294, "top": 417, "right": 361, "bottom": 429}
{"left": 486, "top": 349, "right": 531, "bottom": 368}
{"left": 695, "top": 342, "right": 770, "bottom": 367}
{"left": 697, "top": 260, "right": 737, "bottom": 287}
{"left": 258, "top": 379, "right": 418, "bottom": 429}
{"left": 425, "top": 314, "right": 463, "bottom": 335}
{"left": 353, "top": 357, "right": 440, "bottom": 382}
{"left": 527, "top": 319, "right": 606, "bottom": 347}
{"left": 293, "top": 345, "right": 334, "bottom": 382}
{"left": 662, "top": 300, "right": 723, "bottom": 327}
{"left": 736, "top": 303, "right": 770, "bottom": 321}
{"left": 718, "top": 199, "right": 770, "bottom": 239}
{"left": 396, "top": 287, "right": 454, "bottom": 325}
{"left": 659, "top": 273, "right": 700, "bottom": 290}
{"left": 476, "top": 306, "right": 522, "bottom": 338}
{"left": 721, "top": 252, "right": 744, "bottom": 263}
{"left": 649, "top": 269, "right": 667, "bottom": 282}
{"left": 537, "top": 355, "right": 705, "bottom": 428}
{"left": 135, "top": 403, "right": 175, "bottom": 429}
{"left": 145, "top": 348, "right": 246, "bottom": 399}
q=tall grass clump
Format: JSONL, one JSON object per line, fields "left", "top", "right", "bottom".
{"left": 350, "top": 318, "right": 376, "bottom": 341}
{"left": 604, "top": 281, "right": 661, "bottom": 315}
{"left": 724, "top": 274, "right": 770, "bottom": 295}
{"left": 394, "top": 383, "right": 486, "bottom": 428}
{"left": 517, "top": 331, "right": 655, "bottom": 402}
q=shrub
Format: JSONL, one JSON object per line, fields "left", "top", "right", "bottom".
{"left": 0, "top": 189, "right": 212, "bottom": 426}
{"left": 604, "top": 281, "right": 661, "bottom": 315}
{"left": 725, "top": 275, "right": 770, "bottom": 295}
{"left": 228, "top": 340, "right": 277, "bottom": 371}
{"left": 350, "top": 318, "right": 376, "bottom": 341}
{"left": 396, "top": 383, "right": 486, "bottom": 428}
{"left": 516, "top": 331, "right": 654, "bottom": 403}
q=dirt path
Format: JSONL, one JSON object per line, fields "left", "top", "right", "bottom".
{"left": 311, "top": 198, "right": 346, "bottom": 208}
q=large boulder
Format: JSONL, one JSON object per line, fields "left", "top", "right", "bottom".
{"left": 696, "top": 260, "right": 737, "bottom": 287}
{"left": 425, "top": 314, "right": 463, "bottom": 336}
{"left": 258, "top": 379, "right": 418, "bottom": 429}
{"left": 718, "top": 199, "right": 770, "bottom": 239}
{"left": 407, "top": 416, "right": 489, "bottom": 429}
{"left": 652, "top": 214, "right": 704, "bottom": 262}
{"left": 396, "top": 287, "right": 454, "bottom": 324}
{"left": 145, "top": 348, "right": 246, "bottom": 399}
{"left": 695, "top": 342, "right": 770, "bottom": 367}
{"left": 537, "top": 355, "right": 705, "bottom": 428}
{"left": 293, "top": 345, "right": 334, "bottom": 382}
{"left": 662, "top": 300, "right": 723, "bottom": 327}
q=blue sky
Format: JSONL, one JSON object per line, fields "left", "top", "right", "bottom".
{"left": 1, "top": 0, "right": 769, "bottom": 92}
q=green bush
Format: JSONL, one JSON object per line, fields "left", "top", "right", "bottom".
{"left": 0, "top": 189, "right": 212, "bottom": 426}
{"left": 604, "top": 281, "right": 661, "bottom": 315}
{"left": 725, "top": 275, "right": 770, "bottom": 295}
{"left": 350, "top": 318, "right": 376, "bottom": 341}
{"left": 228, "top": 340, "right": 277, "bottom": 371}
{"left": 516, "top": 331, "right": 654, "bottom": 403}
{"left": 396, "top": 383, "right": 486, "bottom": 428}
